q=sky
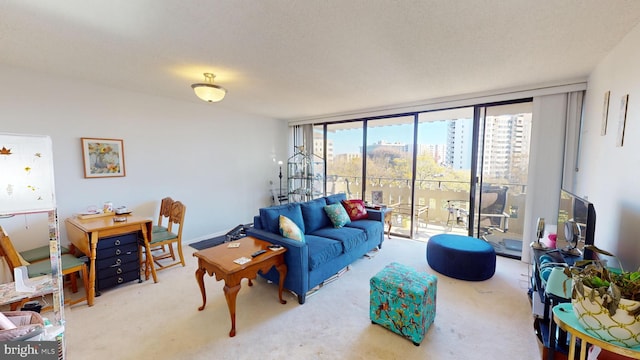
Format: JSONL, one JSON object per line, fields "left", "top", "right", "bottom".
{"left": 329, "top": 120, "right": 453, "bottom": 154}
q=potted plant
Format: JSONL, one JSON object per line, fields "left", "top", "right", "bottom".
{"left": 565, "top": 245, "right": 640, "bottom": 348}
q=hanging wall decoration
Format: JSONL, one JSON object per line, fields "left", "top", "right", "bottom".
{"left": 616, "top": 95, "right": 629, "bottom": 147}
{"left": 81, "top": 137, "right": 126, "bottom": 178}
{"left": 601, "top": 90, "right": 610, "bottom": 136}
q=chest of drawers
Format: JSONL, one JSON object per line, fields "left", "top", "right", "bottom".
{"left": 95, "top": 233, "right": 140, "bottom": 292}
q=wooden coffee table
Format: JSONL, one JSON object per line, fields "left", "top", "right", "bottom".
{"left": 193, "top": 236, "right": 287, "bottom": 337}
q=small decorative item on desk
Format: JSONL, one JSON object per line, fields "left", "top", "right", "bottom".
{"left": 115, "top": 206, "right": 131, "bottom": 215}
{"left": 567, "top": 245, "right": 640, "bottom": 347}
{"left": 77, "top": 207, "right": 114, "bottom": 220}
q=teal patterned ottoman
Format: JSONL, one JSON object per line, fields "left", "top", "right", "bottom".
{"left": 370, "top": 262, "right": 437, "bottom": 345}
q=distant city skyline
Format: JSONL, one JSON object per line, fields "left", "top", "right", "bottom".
{"left": 330, "top": 120, "right": 451, "bottom": 154}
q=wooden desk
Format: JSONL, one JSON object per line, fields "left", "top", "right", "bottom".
{"left": 193, "top": 236, "right": 287, "bottom": 337}
{"left": 65, "top": 215, "right": 152, "bottom": 306}
{"left": 552, "top": 303, "right": 640, "bottom": 360}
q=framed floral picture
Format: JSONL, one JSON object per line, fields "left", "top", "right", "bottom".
{"left": 81, "top": 137, "right": 126, "bottom": 178}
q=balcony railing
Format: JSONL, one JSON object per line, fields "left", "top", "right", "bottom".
{"left": 326, "top": 175, "right": 527, "bottom": 240}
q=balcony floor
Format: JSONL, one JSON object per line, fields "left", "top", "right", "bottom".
{"left": 390, "top": 222, "right": 523, "bottom": 260}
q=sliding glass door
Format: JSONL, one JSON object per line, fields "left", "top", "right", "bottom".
{"left": 472, "top": 102, "right": 533, "bottom": 259}
{"left": 413, "top": 108, "right": 474, "bottom": 239}
{"left": 325, "top": 122, "right": 363, "bottom": 199}
{"left": 365, "top": 116, "right": 415, "bottom": 237}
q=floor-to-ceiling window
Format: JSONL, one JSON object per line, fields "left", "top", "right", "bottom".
{"left": 309, "top": 99, "right": 533, "bottom": 259}
{"left": 365, "top": 115, "right": 416, "bottom": 236}
{"left": 325, "top": 122, "right": 363, "bottom": 199}
{"left": 413, "top": 108, "right": 474, "bottom": 238}
{"left": 472, "top": 102, "right": 533, "bottom": 258}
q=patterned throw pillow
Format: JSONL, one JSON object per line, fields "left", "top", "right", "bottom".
{"left": 341, "top": 199, "right": 369, "bottom": 221}
{"left": 279, "top": 215, "right": 305, "bottom": 242}
{"left": 324, "top": 203, "right": 351, "bottom": 228}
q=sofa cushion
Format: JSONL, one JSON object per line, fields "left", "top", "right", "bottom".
{"left": 300, "top": 197, "right": 330, "bottom": 234}
{"left": 324, "top": 204, "right": 351, "bottom": 228}
{"left": 310, "top": 227, "right": 367, "bottom": 253}
{"left": 259, "top": 203, "right": 305, "bottom": 235}
{"left": 341, "top": 199, "right": 369, "bottom": 221}
{"left": 279, "top": 215, "right": 305, "bottom": 242}
{"left": 305, "top": 235, "right": 343, "bottom": 270}
{"left": 345, "top": 219, "right": 383, "bottom": 242}
{"left": 325, "top": 193, "right": 347, "bottom": 205}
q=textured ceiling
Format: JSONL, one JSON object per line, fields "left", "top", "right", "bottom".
{"left": 2, "top": 1, "right": 640, "bottom": 121}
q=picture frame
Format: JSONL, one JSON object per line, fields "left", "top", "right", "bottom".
{"left": 616, "top": 95, "right": 629, "bottom": 147}
{"left": 81, "top": 137, "right": 126, "bottom": 178}
{"left": 601, "top": 91, "right": 610, "bottom": 136}
{"left": 372, "top": 191, "right": 383, "bottom": 205}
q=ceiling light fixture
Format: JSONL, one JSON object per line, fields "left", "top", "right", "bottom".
{"left": 191, "top": 73, "right": 226, "bottom": 103}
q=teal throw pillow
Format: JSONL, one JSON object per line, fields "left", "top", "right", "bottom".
{"left": 324, "top": 203, "right": 351, "bottom": 228}
{"left": 279, "top": 215, "right": 305, "bottom": 242}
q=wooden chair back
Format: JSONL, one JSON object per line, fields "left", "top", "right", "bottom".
{"left": 156, "top": 197, "right": 174, "bottom": 230}
{"left": 0, "top": 227, "right": 23, "bottom": 277}
{"left": 166, "top": 201, "right": 185, "bottom": 241}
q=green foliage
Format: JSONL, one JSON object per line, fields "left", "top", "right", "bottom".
{"left": 566, "top": 245, "right": 640, "bottom": 317}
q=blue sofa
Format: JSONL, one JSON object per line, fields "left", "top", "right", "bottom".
{"left": 246, "top": 193, "right": 385, "bottom": 304}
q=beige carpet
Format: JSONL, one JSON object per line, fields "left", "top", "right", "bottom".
{"left": 62, "top": 237, "right": 541, "bottom": 359}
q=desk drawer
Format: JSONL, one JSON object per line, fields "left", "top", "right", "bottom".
{"left": 97, "top": 242, "right": 138, "bottom": 260}
{"left": 97, "top": 233, "right": 138, "bottom": 250}
{"left": 96, "top": 269, "right": 140, "bottom": 291}
{"left": 95, "top": 251, "right": 139, "bottom": 270}
{"left": 97, "top": 260, "right": 139, "bottom": 278}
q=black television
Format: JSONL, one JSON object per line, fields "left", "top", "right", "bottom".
{"left": 556, "top": 189, "right": 596, "bottom": 259}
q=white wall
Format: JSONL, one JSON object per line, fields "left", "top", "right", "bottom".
{"left": 579, "top": 22, "right": 640, "bottom": 270}
{"left": 0, "top": 65, "right": 288, "bottom": 255}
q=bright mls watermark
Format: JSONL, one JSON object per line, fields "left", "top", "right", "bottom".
{"left": 1, "top": 342, "right": 57, "bottom": 359}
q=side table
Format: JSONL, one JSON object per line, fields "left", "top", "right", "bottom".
{"left": 552, "top": 303, "right": 640, "bottom": 360}
{"left": 383, "top": 208, "right": 393, "bottom": 239}
{"left": 193, "top": 236, "right": 287, "bottom": 337}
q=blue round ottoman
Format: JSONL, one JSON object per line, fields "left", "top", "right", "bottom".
{"left": 426, "top": 234, "right": 496, "bottom": 281}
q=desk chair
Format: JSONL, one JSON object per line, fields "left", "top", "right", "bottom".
{"left": 479, "top": 185, "right": 510, "bottom": 240}
{"left": 139, "top": 201, "right": 186, "bottom": 282}
{"left": 0, "top": 227, "right": 89, "bottom": 307}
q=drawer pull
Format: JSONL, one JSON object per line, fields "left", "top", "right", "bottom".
{"left": 115, "top": 249, "right": 121, "bottom": 255}
{"left": 111, "top": 258, "right": 121, "bottom": 267}
{"left": 118, "top": 277, "right": 124, "bottom": 284}
{"left": 115, "top": 239, "right": 121, "bottom": 246}
{"left": 116, "top": 268, "right": 123, "bottom": 274}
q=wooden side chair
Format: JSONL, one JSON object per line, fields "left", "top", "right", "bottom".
{"left": 139, "top": 201, "right": 186, "bottom": 282}
{"left": 153, "top": 197, "right": 174, "bottom": 234}
{"left": 151, "top": 197, "right": 175, "bottom": 260}
{"left": 0, "top": 227, "right": 89, "bottom": 307}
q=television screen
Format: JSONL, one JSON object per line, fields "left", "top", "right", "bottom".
{"left": 556, "top": 189, "right": 596, "bottom": 259}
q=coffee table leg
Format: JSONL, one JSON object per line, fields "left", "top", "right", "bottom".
{"left": 223, "top": 283, "right": 241, "bottom": 337}
{"left": 275, "top": 263, "right": 288, "bottom": 305}
{"left": 195, "top": 267, "right": 207, "bottom": 311}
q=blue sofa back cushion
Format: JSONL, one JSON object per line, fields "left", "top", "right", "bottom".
{"left": 324, "top": 193, "right": 347, "bottom": 205}
{"left": 300, "top": 197, "right": 330, "bottom": 234}
{"left": 345, "top": 220, "right": 383, "bottom": 243}
{"left": 260, "top": 203, "right": 305, "bottom": 235}
{"left": 310, "top": 226, "right": 367, "bottom": 253}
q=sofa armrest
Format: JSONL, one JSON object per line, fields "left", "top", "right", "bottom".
{"left": 244, "top": 228, "right": 310, "bottom": 303}
{"left": 366, "top": 209, "right": 384, "bottom": 222}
